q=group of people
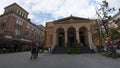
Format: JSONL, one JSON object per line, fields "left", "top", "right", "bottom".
{"left": 30, "top": 41, "right": 41, "bottom": 60}
{"left": 104, "top": 37, "right": 117, "bottom": 55}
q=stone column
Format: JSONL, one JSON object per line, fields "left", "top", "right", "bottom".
{"left": 65, "top": 30, "right": 67, "bottom": 47}
{"left": 88, "top": 29, "right": 92, "bottom": 45}
{"left": 76, "top": 30, "right": 80, "bottom": 43}
{"left": 53, "top": 31, "right": 56, "bottom": 47}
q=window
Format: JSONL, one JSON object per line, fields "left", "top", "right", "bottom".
{"left": 9, "top": 8, "right": 11, "bottom": 11}
{"left": 24, "top": 31, "right": 29, "bottom": 39}
{"left": 17, "top": 10, "right": 21, "bottom": 15}
{"left": 20, "top": 20, "right": 23, "bottom": 25}
{"left": 32, "top": 28, "right": 35, "bottom": 31}
{"left": 1, "top": 23, "right": 6, "bottom": 30}
{"left": 23, "top": 14, "right": 24, "bottom": 17}
{"left": 27, "top": 25, "right": 30, "bottom": 29}
{"left": 7, "top": 7, "right": 12, "bottom": 12}
{"left": 15, "top": 29, "right": 20, "bottom": 36}
{"left": 19, "top": 10, "right": 21, "bottom": 15}
{"left": 16, "top": 19, "right": 19, "bottom": 24}
{"left": 24, "top": 14, "right": 26, "bottom": 18}
{"left": 22, "top": 12, "right": 24, "bottom": 16}
{"left": 16, "top": 19, "right": 23, "bottom": 25}
{"left": 17, "top": 10, "right": 19, "bottom": 13}
{"left": 3, "top": 18, "right": 7, "bottom": 22}
{"left": 6, "top": 9, "right": 8, "bottom": 13}
{"left": 23, "top": 13, "right": 25, "bottom": 17}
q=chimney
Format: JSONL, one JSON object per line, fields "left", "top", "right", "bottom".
{"left": 119, "top": 8, "right": 120, "bottom": 12}
{"left": 28, "top": 18, "right": 31, "bottom": 22}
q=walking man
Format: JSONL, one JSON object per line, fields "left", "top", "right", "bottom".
{"left": 30, "top": 44, "right": 37, "bottom": 60}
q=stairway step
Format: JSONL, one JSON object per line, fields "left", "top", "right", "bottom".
{"left": 52, "top": 46, "right": 67, "bottom": 54}
{"left": 80, "top": 46, "right": 91, "bottom": 53}
{"left": 52, "top": 46, "right": 95, "bottom": 54}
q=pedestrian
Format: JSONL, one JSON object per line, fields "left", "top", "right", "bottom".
{"left": 35, "top": 47, "right": 40, "bottom": 59}
{"left": 48, "top": 47, "right": 51, "bottom": 54}
{"left": 35, "top": 42, "right": 40, "bottom": 59}
{"left": 89, "top": 44, "right": 95, "bottom": 53}
{"left": 30, "top": 45, "right": 37, "bottom": 60}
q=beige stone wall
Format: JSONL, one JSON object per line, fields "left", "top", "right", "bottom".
{"left": 45, "top": 22, "right": 54, "bottom": 47}
{"left": 90, "top": 20, "right": 101, "bottom": 46}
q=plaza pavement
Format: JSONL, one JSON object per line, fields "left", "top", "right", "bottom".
{"left": 0, "top": 52, "right": 120, "bottom": 68}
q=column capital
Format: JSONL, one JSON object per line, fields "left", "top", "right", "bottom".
{"left": 76, "top": 28, "right": 79, "bottom": 31}
{"left": 64, "top": 29, "right": 67, "bottom": 32}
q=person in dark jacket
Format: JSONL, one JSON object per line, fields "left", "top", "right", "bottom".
{"left": 35, "top": 47, "right": 40, "bottom": 59}
{"left": 30, "top": 45, "right": 37, "bottom": 60}
{"left": 35, "top": 42, "right": 40, "bottom": 59}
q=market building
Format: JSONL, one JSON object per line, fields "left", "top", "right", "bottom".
{"left": 45, "top": 16, "right": 101, "bottom": 53}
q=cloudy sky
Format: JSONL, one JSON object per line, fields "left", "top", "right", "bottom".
{"left": 0, "top": 0, "right": 120, "bottom": 26}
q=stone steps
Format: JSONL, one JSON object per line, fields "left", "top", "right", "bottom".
{"left": 51, "top": 46, "right": 67, "bottom": 54}
{"left": 80, "top": 46, "right": 95, "bottom": 53}
{"left": 51, "top": 46, "right": 95, "bottom": 54}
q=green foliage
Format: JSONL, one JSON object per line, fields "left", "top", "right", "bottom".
{"left": 99, "top": 0, "right": 115, "bottom": 20}
{"left": 96, "top": 0, "right": 115, "bottom": 36}
{"left": 116, "top": 23, "right": 120, "bottom": 30}
{"left": 96, "top": 46, "right": 104, "bottom": 52}
{"left": 114, "top": 18, "right": 120, "bottom": 24}
{"left": 109, "top": 28, "right": 120, "bottom": 39}
{"left": 102, "top": 52, "right": 120, "bottom": 58}
{"left": 67, "top": 47, "right": 80, "bottom": 54}
{"left": 67, "top": 42, "right": 80, "bottom": 54}
{"left": 102, "top": 0, "right": 108, "bottom": 7}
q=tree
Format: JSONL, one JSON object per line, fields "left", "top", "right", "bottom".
{"left": 96, "top": 0, "right": 115, "bottom": 37}
{"left": 109, "top": 28, "right": 120, "bottom": 39}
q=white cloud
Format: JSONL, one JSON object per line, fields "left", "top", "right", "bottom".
{"left": 0, "top": 0, "right": 120, "bottom": 26}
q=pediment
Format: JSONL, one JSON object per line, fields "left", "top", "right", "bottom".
{"left": 53, "top": 16, "right": 91, "bottom": 24}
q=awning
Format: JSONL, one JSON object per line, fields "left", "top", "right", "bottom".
{"left": 0, "top": 37, "right": 32, "bottom": 45}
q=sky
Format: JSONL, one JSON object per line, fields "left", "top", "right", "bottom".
{"left": 0, "top": 0, "right": 120, "bottom": 26}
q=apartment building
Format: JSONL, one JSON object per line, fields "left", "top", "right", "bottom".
{"left": 0, "top": 3, "right": 44, "bottom": 52}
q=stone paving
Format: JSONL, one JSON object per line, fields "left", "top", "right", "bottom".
{"left": 0, "top": 52, "right": 120, "bottom": 68}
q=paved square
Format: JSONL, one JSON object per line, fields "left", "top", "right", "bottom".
{"left": 0, "top": 52, "right": 120, "bottom": 68}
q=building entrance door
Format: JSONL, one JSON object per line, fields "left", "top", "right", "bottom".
{"left": 67, "top": 27, "right": 76, "bottom": 47}
{"left": 68, "top": 33, "right": 75, "bottom": 46}
{"left": 79, "top": 32, "right": 86, "bottom": 46}
{"left": 57, "top": 28, "right": 65, "bottom": 47}
{"left": 79, "top": 27, "right": 88, "bottom": 46}
{"left": 58, "top": 33, "right": 64, "bottom": 47}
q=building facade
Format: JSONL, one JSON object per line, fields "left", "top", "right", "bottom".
{"left": 37, "top": 25, "right": 45, "bottom": 44}
{"left": 45, "top": 16, "right": 101, "bottom": 53}
{"left": 108, "top": 9, "right": 120, "bottom": 28}
{"left": 0, "top": 3, "right": 44, "bottom": 52}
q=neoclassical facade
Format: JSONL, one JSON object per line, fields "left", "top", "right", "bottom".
{"left": 45, "top": 16, "right": 101, "bottom": 48}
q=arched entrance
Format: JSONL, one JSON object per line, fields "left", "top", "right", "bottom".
{"left": 67, "top": 27, "right": 76, "bottom": 46}
{"left": 56, "top": 28, "right": 65, "bottom": 47}
{"left": 79, "top": 27, "right": 88, "bottom": 46}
